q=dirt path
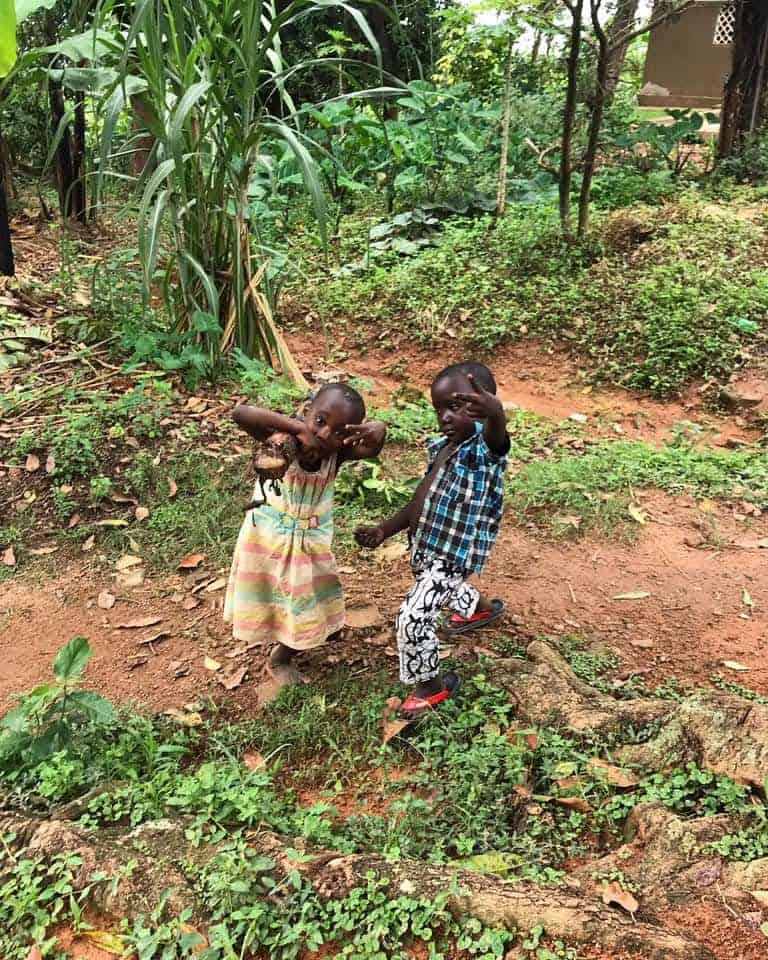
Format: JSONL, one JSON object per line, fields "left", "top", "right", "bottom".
{"left": 2, "top": 344, "right": 768, "bottom": 713}
{"left": 2, "top": 489, "right": 767, "bottom": 713}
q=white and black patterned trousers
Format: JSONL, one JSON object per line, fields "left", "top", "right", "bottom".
{"left": 396, "top": 556, "right": 479, "bottom": 684}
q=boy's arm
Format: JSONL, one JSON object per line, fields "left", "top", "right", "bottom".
{"left": 341, "top": 420, "right": 387, "bottom": 461}
{"left": 233, "top": 404, "right": 312, "bottom": 445}
{"left": 355, "top": 500, "right": 412, "bottom": 548}
{"left": 451, "top": 375, "right": 510, "bottom": 456}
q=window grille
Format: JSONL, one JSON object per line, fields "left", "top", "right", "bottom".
{"left": 713, "top": 3, "right": 736, "bottom": 45}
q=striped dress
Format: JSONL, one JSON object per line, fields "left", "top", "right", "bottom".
{"left": 224, "top": 454, "right": 344, "bottom": 651}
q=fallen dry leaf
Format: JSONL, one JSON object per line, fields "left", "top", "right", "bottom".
{"left": 587, "top": 758, "right": 639, "bottom": 789}
{"left": 25, "top": 453, "right": 40, "bottom": 472}
{"left": 524, "top": 732, "right": 539, "bottom": 750}
{"left": 602, "top": 880, "right": 639, "bottom": 915}
{"left": 81, "top": 534, "right": 96, "bottom": 552}
{"left": 205, "top": 577, "right": 227, "bottom": 593}
{"left": 345, "top": 604, "right": 383, "bottom": 630}
{"left": 611, "top": 591, "right": 651, "bottom": 601}
{"left": 25, "top": 948, "right": 43, "bottom": 960}
{"left": 2, "top": 546, "right": 17, "bottom": 567}
{"left": 722, "top": 660, "right": 749, "bottom": 672}
{"left": 182, "top": 596, "right": 201, "bottom": 611}
{"left": 115, "top": 554, "right": 143, "bottom": 571}
{"left": 220, "top": 666, "right": 248, "bottom": 690}
{"left": 136, "top": 631, "right": 171, "bottom": 646}
{"left": 29, "top": 546, "right": 58, "bottom": 556}
{"left": 81, "top": 930, "right": 127, "bottom": 956}
{"left": 628, "top": 504, "right": 647, "bottom": 525}
{"left": 376, "top": 540, "right": 408, "bottom": 563}
{"left": 168, "top": 477, "right": 178, "bottom": 498}
{"left": 178, "top": 552, "right": 206, "bottom": 570}
{"left": 98, "top": 591, "right": 116, "bottom": 610}
{"left": 116, "top": 568, "right": 145, "bottom": 588}
{"left": 68, "top": 513, "right": 80, "bottom": 528}
{"left": 255, "top": 677, "right": 282, "bottom": 705}
{"left": 382, "top": 695, "right": 411, "bottom": 744}
{"left": 204, "top": 656, "right": 222, "bottom": 672}
{"left": 117, "top": 616, "right": 163, "bottom": 629}
{"left": 630, "top": 636, "right": 654, "bottom": 649}
{"left": 164, "top": 708, "right": 203, "bottom": 727}
{"left": 243, "top": 751, "right": 266, "bottom": 771}
{"left": 554, "top": 795, "right": 592, "bottom": 813}
{"left": 110, "top": 492, "right": 138, "bottom": 505}
{"left": 742, "top": 588, "right": 754, "bottom": 609}
{"left": 135, "top": 506, "right": 150, "bottom": 522}
{"left": 95, "top": 518, "right": 129, "bottom": 528}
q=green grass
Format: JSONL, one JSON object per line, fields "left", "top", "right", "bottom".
{"left": 302, "top": 195, "right": 768, "bottom": 398}
{"left": 506, "top": 437, "right": 768, "bottom": 536}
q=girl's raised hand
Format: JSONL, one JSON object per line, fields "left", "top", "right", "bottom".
{"left": 343, "top": 421, "right": 386, "bottom": 449}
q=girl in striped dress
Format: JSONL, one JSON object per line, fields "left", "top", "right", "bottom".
{"left": 224, "top": 384, "right": 386, "bottom": 687}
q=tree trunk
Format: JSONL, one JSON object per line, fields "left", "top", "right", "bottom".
{"left": 496, "top": 33, "right": 514, "bottom": 216}
{"left": 718, "top": 0, "right": 768, "bottom": 159}
{"left": 559, "top": 0, "right": 584, "bottom": 236}
{"left": 530, "top": 28, "right": 542, "bottom": 66}
{"left": 72, "top": 91, "right": 87, "bottom": 223}
{"left": 578, "top": 2, "right": 610, "bottom": 237}
{"left": 603, "top": 0, "right": 640, "bottom": 101}
{"left": 0, "top": 133, "right": 15, "bottom": 276}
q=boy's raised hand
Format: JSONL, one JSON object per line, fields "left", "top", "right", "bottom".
{"left": 452, "top": 374, "right": 504, "bottom": 420}
{"left": 355, "top": 525, "right": 386, "bottom": 548}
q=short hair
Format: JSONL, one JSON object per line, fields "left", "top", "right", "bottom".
{"left": 432, "top": 362, "right": 497, "bottom": 394}
{"left": 312, "top": 382, "right": 366, "bottom": 423}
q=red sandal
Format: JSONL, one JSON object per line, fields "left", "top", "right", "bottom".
{"left": 447, "top": 599, "right": 505, "bottom": 635}
{"left": 401, "top": 673, "right": 461, "bottom": 717}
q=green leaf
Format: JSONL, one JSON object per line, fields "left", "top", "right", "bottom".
{"left": 66, "top": 690, "right": 115, "bottom": 724}
{"left": 40, "top": 28, "right": 116, "bottom": 63}
{"left": 0, "top": 0, "right": 16, "bottom": 78}
{"left": 47, "top": 66, "right": 121, "bottom": 93}
{"left": 54, "top": 636, "right": 92, "bottom": 682}
{"left": 15, "top": 0, "right": 55, "bottom": 21}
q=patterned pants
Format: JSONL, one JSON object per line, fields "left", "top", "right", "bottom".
{"left": 396, "top": 556, "right": 479, "bottom": 684}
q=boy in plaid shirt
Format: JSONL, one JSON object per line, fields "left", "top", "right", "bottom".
{"left": 356, "top": 362, "right": 509, "bottom": 715}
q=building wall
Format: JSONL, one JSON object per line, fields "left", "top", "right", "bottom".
{"left": 639, "top": 2, "right": 733, "bottom": 108}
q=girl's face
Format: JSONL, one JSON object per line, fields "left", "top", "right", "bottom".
{"left": 306, "top": 394, "right": 359, "bottom": 454}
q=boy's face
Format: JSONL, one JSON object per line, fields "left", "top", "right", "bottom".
{"left": 431, "top": 374, "right": 477, "bottom": 443}
{"left": 306, "top": 393, "right": 360, "bottom": 454}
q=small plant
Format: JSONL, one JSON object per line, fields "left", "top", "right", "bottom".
{"left": 89, "top": 475, "right": 113, "bottom": 502}
{"left": 0, "top": 638, "right": 114, "bottom": 769}
{"left": 336, "top": 461, "right": 417, "bottom": 509}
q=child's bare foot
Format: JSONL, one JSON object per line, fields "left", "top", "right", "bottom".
{"left": 267, "top": 643, "right": 308, "bottom": 687}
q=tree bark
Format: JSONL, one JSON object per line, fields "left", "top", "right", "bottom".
{"left": 559, "top": 0, "right": 584, "bottom": 236}
{"left": 497, "top": 33, "right": 514, "bottom": 216}
{"left": 0, "top": 133, "right": 15, "bottom": 276}
{"left": 718, "top": 0, "right": 768, "bottom": 158}
{"left": 578, "top": 0, "right": 610, "bottom": 237}
{"left": 0, "top": 814, "right": 714, "bottom": 960}
{"left": 603, "top": 0, "right": 640, "bottom": 101}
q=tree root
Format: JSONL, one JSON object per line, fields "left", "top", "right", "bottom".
{"left": 502, "top": 641, "right": 768, "bottom": 787}
{"left": 1, "top": 813, "right": 713, "bottom": 959}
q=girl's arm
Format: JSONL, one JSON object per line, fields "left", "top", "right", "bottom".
{"left": 233, "top": 404, "right": 309, "bottom": 443}
{"left": 341, "top": 420, "right": 387, "bottom": 462}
